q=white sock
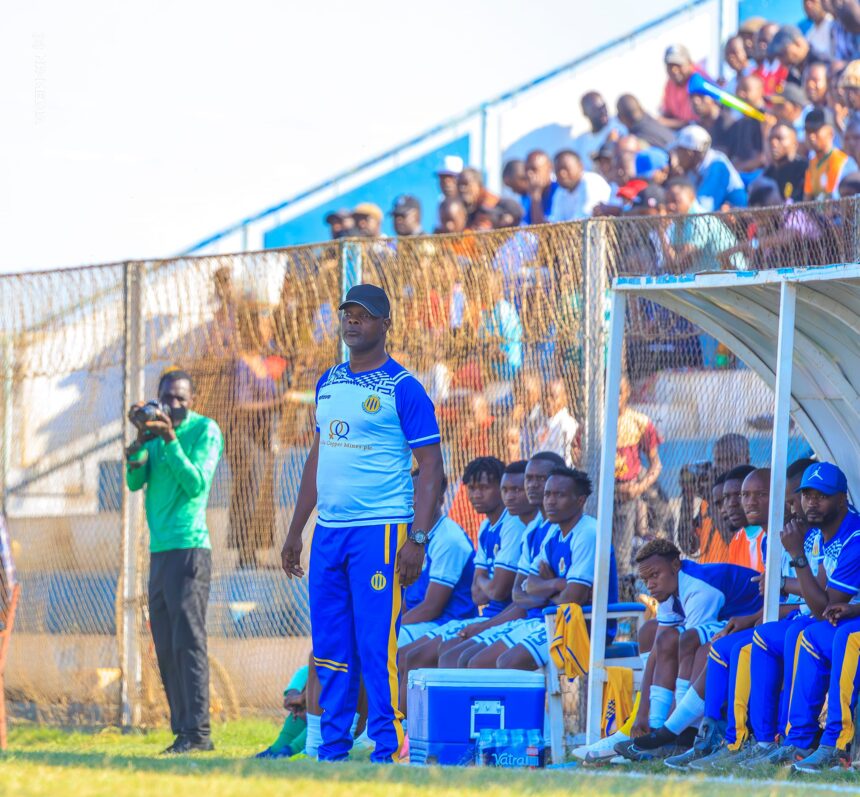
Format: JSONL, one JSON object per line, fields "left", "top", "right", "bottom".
{"left": 664, "top": 687, "right": 705, "bottom": 735}
{"left": 648, "top": 685, "right": 674, "bottom": 729}
{"left": 350, "top": 712, "right": 360, "bottom": 737}
{"left": 675, "top": 678, "right": 691, "bottom": 707}
{"left": 305, "top": 712, "right": 322, "bottom": 757}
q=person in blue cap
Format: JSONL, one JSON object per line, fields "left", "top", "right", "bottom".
{"left": 742, "top": 462, "right": 860, "bottom": 770}
{"left": 255, "top": 666, "right": 309, "bottom": 759}
{"left": 635, "top": 147, "right": 671, "bottom": 185}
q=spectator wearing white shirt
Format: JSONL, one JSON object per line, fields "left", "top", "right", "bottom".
{"left": 803, "top": 0, "right": 835, "bottom": 58}
{"left": 548, "top": 151, "right": 611, "bottom": 222}
{"left": 572, "top": 92, "right": 627, "bottom": 170}
{"left": 535, "top": 378, "right": 580, "bottom": 467}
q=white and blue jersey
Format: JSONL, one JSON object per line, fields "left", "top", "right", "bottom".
{"left": 475, "top": 509, "right": 525, "bottom": 617}
{"left": 806, "top": 510, "right": 860, "bottom": 601}
{"left": 314, "top": 358, "right": 440, "bottom": 527}
{"left": 517, "top": 513, "right": 552, "bottom": 576}
{"left": 518, "top": 513, "right": 555, "bottom": 621}
{"left": 529, "top": 515, "right": 618, "bottom": 602}
{"left": 501, "top": 515, "right": 619, "bottom": 666}
{"left": 656, "top": 560, "right": 762, "bottom": 643}
{"left": 403, "top": 515, "right": 477, "bottom": 623}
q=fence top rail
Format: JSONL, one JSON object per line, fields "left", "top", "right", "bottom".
{"left": 3, "top": 194, "right": 859, "bottom": 282}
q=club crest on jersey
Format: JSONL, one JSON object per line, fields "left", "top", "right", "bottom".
{"left": 558, "top": 558, "right": 566, "bottom": 575}
{"left": 371, "top": 571, "right": 387, "bottom": 591}
{"left": 362, "top": 394, "right": 382, "bottom": 414}
{"left": 329, "top": 419, "right": 350, "bottom": 440}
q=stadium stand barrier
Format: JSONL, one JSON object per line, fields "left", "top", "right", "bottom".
{"left": 0, "top": 197, "right": 855, "bottom": 729}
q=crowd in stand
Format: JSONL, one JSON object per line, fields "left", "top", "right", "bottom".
{"left": 323, "top": 2, "right": 860, "bottom": 243}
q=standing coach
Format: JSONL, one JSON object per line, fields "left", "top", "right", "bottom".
{"left": 126, "top": 368, "right": 224, "bottom": 754}
{"left": 281, "top": 284, "right": 443, "bottom": 763}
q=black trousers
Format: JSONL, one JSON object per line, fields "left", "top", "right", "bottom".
{"left": 148, "top": 547, "right": 211, "bottom": 740}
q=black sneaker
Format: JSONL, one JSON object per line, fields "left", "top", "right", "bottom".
{"left": 172, "top": 736, "right": 215, "bottom": 754}
{"left": 616, "top": 728, "right": 681, "bottom": 762}
{"left": 666, "top": 717, "right": 724, "bottom": 770}
{"left": 161, "top": 735, "right": 186, "bottom": 755}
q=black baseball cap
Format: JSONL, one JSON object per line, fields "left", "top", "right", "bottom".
{"left": 631, "top": 183, "right": 667, "bottom": 209}
{"left": 805, "top": 106, "right": 835, "bottom": 131}
{"left": 391, "top": 195, "right": 421, "bottom": 215}
{"left": 324, "top": 208, "right": 352, "bottom": 224}
{"left": 338, "top": 284, "right": 391, "bottom": 318}
{"left": 767, "top": 82, "right": 809, "bottom": 107}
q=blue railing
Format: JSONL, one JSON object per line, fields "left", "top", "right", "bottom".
{"left": 179, "top": 0, "right": 714, "bottom": 256}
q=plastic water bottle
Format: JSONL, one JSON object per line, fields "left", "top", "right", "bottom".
{"left": 526, "top": 729, "right": 545, "bottom": 768}
{"left": 475, "top": 728, "right": 493, "bottom": 766}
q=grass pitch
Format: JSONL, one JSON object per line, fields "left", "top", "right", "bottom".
{"left": 2, "top": 721, "right": 859, "bottom": 797}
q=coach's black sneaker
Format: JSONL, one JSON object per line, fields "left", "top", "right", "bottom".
{"left": 161, "top": 734, "right": 186, "bottom": 755}
{"left": 664, "top": 719, "right": 723, "bottom": 771}
{"left": 792, "top": 745, "right": 851, "bottom": 773}
{"left": 172, "top": 735, "right": 215, "bottom": 754}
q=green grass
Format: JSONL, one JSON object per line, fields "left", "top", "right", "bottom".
{"left": 1, "top": 721, "right": 859, "bottom": 797}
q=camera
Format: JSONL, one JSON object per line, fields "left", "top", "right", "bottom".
{"left": 130, "top": 400, "right": 170, "bottom": 430}
{"left": 680, "top": 460, "right": 713, "bottom": 497}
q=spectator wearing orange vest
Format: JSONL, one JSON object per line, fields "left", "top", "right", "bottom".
{"left": 804, "top": 107, "right": 858, "bottom": 199}
{"left": 721, "top": 465, "right": 766, "bottom": 573}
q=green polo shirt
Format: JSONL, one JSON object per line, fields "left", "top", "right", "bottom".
{"left": 126, "top": 411, "right": 224, "bottom": 553}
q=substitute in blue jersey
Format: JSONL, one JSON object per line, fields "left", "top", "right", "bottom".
{"left": 398, "top": 471, "right": 476, "bottom": 646}
{"left": 498, "top": 467, "right": 619, "bottom": 670}
{"left": 762, "top": 463, "right": 860, "bottom": 771}
{"left": 441, "top": 453, "right": 566, "bottom": 670}
{"left": 616, "top": 540, "right": 761, "bottom": 755}
{"left": 281, "top": 284, "right": 443, "bottom": 764}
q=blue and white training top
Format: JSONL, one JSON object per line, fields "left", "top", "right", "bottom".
{"left": 516, "top": 512, "right": 552, "bottom": 576}
{"left": 806, "top": 510, "right": 860, "bottom": 603}
{"left": 474, "top": 509, "right": 525, "bottom": 617}
{"left": 314, "top": 358, "right": 440, "bottom": 527}
{"left": 528, "top": 515, "right": 619, "bottom": 615}
{"left": 516, "top": 512, "right": 553, "bottom": 619}
{"left": 404, "top": 515, "right": 477, "bottom": 622}
{"left": 656, "top": 560, "right": 762, "bottom": 634}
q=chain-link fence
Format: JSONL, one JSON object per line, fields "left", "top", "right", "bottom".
{"left": 1, "top": 197, "right": 854, "bottom": 727}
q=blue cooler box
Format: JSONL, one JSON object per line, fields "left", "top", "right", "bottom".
{"left": 407, "top": 668, "right": 545, "bottom": 765}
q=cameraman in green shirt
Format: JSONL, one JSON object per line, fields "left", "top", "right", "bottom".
{"left": 126, "top": 368, "right": 223, "bottom": 754}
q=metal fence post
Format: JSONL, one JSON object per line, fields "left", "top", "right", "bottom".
{"left": 853, "top": 196, "right": 860, "bottom": 263}
{"left": 583, "top": 220, "right": 607, "bottom": 514}
{"left": 120, "top": 261, "right": 145, "bottom": 728}
{"left": 339, "top": 240, "right": 363, "bottom": 362}
{"left": 0, "top": 336, "right": 12, "bottom": 517}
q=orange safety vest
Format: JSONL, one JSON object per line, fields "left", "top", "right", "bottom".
{"left": 804, "top": 148, "right": 850, "bottom": 199}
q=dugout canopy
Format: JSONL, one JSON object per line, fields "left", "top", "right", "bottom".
{"left": 585, "top": 263, "right": 860, "bottom": 743}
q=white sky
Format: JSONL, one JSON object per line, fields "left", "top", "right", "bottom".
{"left": 1, "top": 0, "right": 681, "bottom": 273}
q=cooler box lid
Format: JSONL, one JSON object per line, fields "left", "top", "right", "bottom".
{"left": 408, "top": 668, "right": 545, "bottom": 689}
